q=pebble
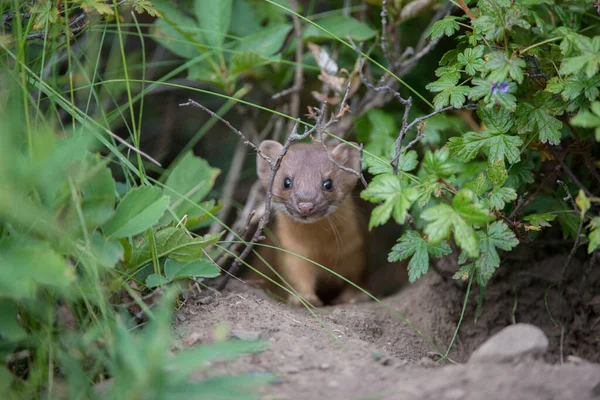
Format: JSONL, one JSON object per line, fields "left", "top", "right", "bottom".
{"left": 469, "top": 323, "right": 548, "bottom": 364}
{"left": 231, "top": 329, "right": 262, "bottom": 341}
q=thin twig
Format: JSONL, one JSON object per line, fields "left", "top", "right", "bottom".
{"left": 179, "top": 100, "right": 274, "bottom": 167}
{"left": 106, "top": 130, "right": 162, "bottom": 167}
{"left": 554, "top": 151, "right": 594, "bottom": 198}
{"left": 380, "top": 0, "right": 392, "bottom": 62}
{"left": 217, "top": 120, "right": 314, "bottom": 290}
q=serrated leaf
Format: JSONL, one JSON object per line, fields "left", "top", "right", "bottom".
{"left": 447, "top": 130, "right": 523, "bottom": 164}
{"left": 388, "top": 231, "right": 451, "bottom": 283}
{"left": 489, "top": 187, "right": 517, "bottom": 210}
{"left": 464, "top": 173, "right": 488, "bottom": 195}
{"left": 457, "top": 46, "right": 485, "bottom": 75}
{"left": 474, "top": 221, "right": 519, "bottom": 284}
{"left": 432, "top": 85, "right": 470, "bottom": 110}
{"left": 164, "top": 258, "right": 220, "bottom": 281}
{"left": 571, "top": 102, "right": 600, "bottom": 141}
{"left": 230, "top": 52, "right": 279, "bottom": 76}
{"left": 587, "top": 217, "right": 600, "bottom": 254}
{"left": 426, "top": 15, "right": 462, "bottom": 40}
{"left": 516, "top": 94, "right": 563, "bottom": 145}
{"left": 487, "top": 159, "right": 508, "bottom": 186}
{"left": 576, "top": 190, "right": 591, "bottom": 216}
{"left": 422, "top": 189, "right": 493, "bottom": 257}
{"left": 483, "top": 52, "right": 526, "bottom": 84}
{"left": 129, "top": 228, "right": 223, "bottom": 269}
{"left": 422, "top": 147, "right": 454, "bottom": 179}
{"left": 523, "top": 213, "right": 556, "bottom": 229}
{"left": 194, "top": 0, "right": 232, "bottom": 49}
{"left": 477, "top": 106, "right": 515, "bottom": 133}
{"left": 102, "top": 186, "right": 170, "bottom": 238}
{"left": 559, "top": 36, "right": 600, "bottom": 78}
{"left": 360, "top": 174, "right": 418, "bottom": 229}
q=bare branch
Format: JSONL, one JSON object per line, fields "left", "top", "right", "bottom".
{"left": 380, "top": 0, "right": 392, "bottom": 62}
{"left": 180, "top": 100, "right": 274, "bottom": 168}
{"left": 217, "top": 119, "right": 313, "bottom": 290}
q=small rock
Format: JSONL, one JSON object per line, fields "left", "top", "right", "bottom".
{"left": 182, "top": 332, "right": 202, "bottom": 347}
{"left": 198, "top": 295, "right": 214, "bottom": 305}
{"left": 417, "top": 357, "right": 436, "bottom": 368}
{"left": 283, "top": 366, "right": 299, "bottom": 374}
{"left": 176, "top": 314, "right": 187, "bottom": 322}
{"left": 231, "top": 329, "right": 262, "bottom": 341}
{"left": 592, "top": 381, "right": 600, "bottom": 396}
{"left": 319, "top": 363, "right": 331, "bottom": 370}
{"left": 469, "top": 323, "right": 548, "bottom": 364}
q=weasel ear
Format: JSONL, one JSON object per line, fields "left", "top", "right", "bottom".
{"left": 331, "top": 142, "right": 360, "bottom": 172}
{"left": 257, "top": 140, "right": 283, "bottom": 181}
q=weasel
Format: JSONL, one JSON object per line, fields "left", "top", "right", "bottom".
{"left": 251, "top": 140, "right": 369, "bottom": 306}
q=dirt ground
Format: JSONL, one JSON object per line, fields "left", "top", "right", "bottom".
{"left": 174, "top": 253, "right": 600, "bottom": 400}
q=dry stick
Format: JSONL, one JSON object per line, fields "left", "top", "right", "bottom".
{"left": 216, "top": 120, "right": 314, "bottom": 290}
{"left": 554, "top": 151, "right": 594, "bottom": 198}
{"left": 380, "top": 0, "right": 391, "bottom": 61}
{"left": 557, "top": 180, "right": 585, "bottom": 283}
{"left": 457, "top": 0, "right": 476, "bottom": 21}
{"left": 179, "top": 100, "right": 274, "bottom": 167}
{"left": 314, "top": 84, "right": 369, "bottom": 188}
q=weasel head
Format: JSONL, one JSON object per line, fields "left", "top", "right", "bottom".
{"left": 257, "top": 140, "right": 360, "bottom": 223}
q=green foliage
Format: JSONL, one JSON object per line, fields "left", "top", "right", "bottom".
{"left": 365, "top": 0, "right": 600, "bottom": 292}
{"left": 388, "top": 231, "right": 451, "bottom": 283}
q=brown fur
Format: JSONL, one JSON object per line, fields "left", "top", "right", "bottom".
{"left": 248, "top": 140, "right": 369, "bottom": 306}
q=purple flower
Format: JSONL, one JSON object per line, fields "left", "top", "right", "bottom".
{"left": 491, "top": 82, "right": 509, "bottom": 94}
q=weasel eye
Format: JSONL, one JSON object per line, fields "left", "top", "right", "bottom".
{"left": 283, "top": 177, "right": 293, "bottom": 189}
{"left": 323, "top": 179, "right": 333, "bottom": 191}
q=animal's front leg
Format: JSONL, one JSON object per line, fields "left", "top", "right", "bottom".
{"left": 280, "top": 253, "right": 322, "bottom": 307}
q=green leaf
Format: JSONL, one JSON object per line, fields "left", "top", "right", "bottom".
{"left": 483, "top": 52, "right": 526, "bottom": 84}
{"left": 587, "top": 217, "right": 600, "bottom": 254}
{"left": 571, "top": 102, "right": 600, "bottom": 141}
{"left": 487, "top": 159, "right": 508, "bottom": 186}
{"left": 464, "top": 173, "right": 488, "bottom": 195}
{"left": 81, "top": 166, "right": 115, "bottom": 230}
{"left": 477, "top": 106, "right": 515, "bottom": 133}
{"left": 426, "top": 16, "right": 462, "bottom": 40}
{"left": 161, "top": 152, "right": 220, "bottom": 224}
{"left": 194, "top": 0, "right": 232, "bottom": 49}
{"left": 474, "top": 221, "right": 519, "bottom": 284}
{"left": 164, "top": 258, "right": 220, "bottom": 281}
{"left": 523, "top": 213, "right": 556, "bottom": 230}
{"left": 388, "top": 231, "right": 451, "bottom": 283}
{"left": 303, "top": 16, "right": 376, "bottom": 41}
{"left": 230, "top": 52, "right": 280, "bottom": 76}
{"left": 0, "top": 239, "right": 75, "bottom": 300}
{"left": 447, "top": 130, "right": 523, "bottom": 164}
{"left": 559, "top": 36, "right": 600, "bottom": 78}
{"left": 432, "top": 85, "right": 470, "bottom": 110}
{"left": 0, "top": 367, "right": 12, "bottom": 393}
{"left": 235, "top": 23, "right": 292, "bottom": 56}
{"left": 422, "top": 147, "right": 454, "bottom": 179}
{"left": 90, "top": 232, "right": 124, "bottom": 268}
{"left": 422, "top": 189, "right": 493, "bottom": 257}
{"left": 0, "top": 300, "right": 27, "bottom": 341}
{"left": 575, "top": 190, "right": 591, "bottom": 217}
{"left": 145, "top": 274, "right": 170, "bottom": 288}
{"left": 129, "top": 228, "right": 223, "bottom": 269}
{"left": 457, "top": 46, "right": 485, "bottom": 75}
{"left": 360, "top": 174, "right": 418, "bottom": 229}
{"left": 152, "top": 3, "right": 203, "bottom": 59}
{"left": 102, "top": 186, "right": 170, "bottom": 238}
{"left": 489, "top": 187, "right": 517, "bottom": 210}
{"left": 516, "top": 94, "right": 564, "bottom": 145}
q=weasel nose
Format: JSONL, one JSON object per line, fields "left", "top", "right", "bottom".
{"left": 298, "top": 202, "right": 315, "bottom": 215}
